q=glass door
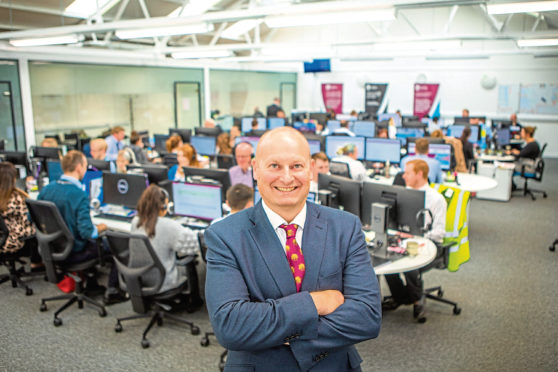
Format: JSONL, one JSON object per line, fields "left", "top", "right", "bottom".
{"left": 280, "top": 82, "right": 296, "bottom": 117}
{"left": 0, "top": 81, "right": 18, "bottom": 150}
{"left": 174, "top": 82, "right": 201, "bottom": 129}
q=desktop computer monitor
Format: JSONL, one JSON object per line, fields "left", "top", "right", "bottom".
{"left": 317, "top": 173, "right": 361, "bottom": 218}
{"left": 447, "top": 125, "right": 479, "bottom": 143}
{"left": 308, "top": 139, "right": 322, "bottom": 155}
{"left": 407, "top": 143, "right": 452, "bottom": 171}
{"left": 309, "top": 113, "right": 328, "bottom": 125}
{"left": 32, "top": 146, "right": 61, "bottom": 160}
{"left": 293, "top": 121, "right": 316, "bottom": 133}
{"left": 234, "top": 136, "right": 260, "bottom": 152}
{"left": 496, "top": 128, "right": 511, "bottom": 147}
{"left": 182, "top": 166, "right": 232, "bottom": 201}
{"left": 47, "top": 160, "right": 63, "bottom": 183}
{"left": 0, "top": 151, "right": 29, "bottom": 173}
{"left": 327, "top": 120, "right": 341, "bottom": 132}
{"left": 0, "top": 139, "right": 4, "bottom": 151}
{"left": 168, "top": 128, "right": 192, "bottom": 143}
{"left": 87, "top": 158, "right": 111, "bottom": 171}
{"left": 352, "top": 121, "right": 376, "bottom": 137}
{"left": 172, "top": 182, "right": 222, "bottom": 221}
{"left": 195, "top": 127, "right": 222, "bottom": 137}
{"left": 405, "top": 136, "right": 445, "bottom": 147}
{"left": 154, "top": 134, "right": 170, "bottom": 153}
{"left": 361, "top": 182, "right": 426, "bottom": 235}
{"left": 190, "top": 135, "right": 216, "bottom": 156}
{"left": 102, "top": 172, "right": 148, "bottom": 209}
{"left": 402, "top": 121, "right": 427, "bottom": 129}
{"left": 377, "top": 113, "right": 402, "bottom": 127}
{"left": 268, "top": 117, "right": 286, "bottom": 130}
{"left": 241, "top": 117, "right": 266, "bottom": 133}
{"left": 325, "top": 136, "right": 366, "bottom": 160}
{"left": 396, "top": 128, "right": 425, "bottom": 146}
{"left": 492, "top": 120, "right": 512, "bottom": 129}
{"left": 453, "top": 116, "right": 471, "bottom": 124}
{"left": 127, "top": 164, "right": 168, "bottom": 185}
{"left": 364, "top": 138, "right": 401, "bottom": 164}
{"left": 215, "top": 116, "right": 234, "bottom": 131}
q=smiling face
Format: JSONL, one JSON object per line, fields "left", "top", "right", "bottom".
{"left": 253, "top": 128, "right": 314, "bottom": 222}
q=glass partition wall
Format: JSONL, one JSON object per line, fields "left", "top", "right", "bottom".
{"left": 0, "top": 60, "right": 25, "bottom": 151}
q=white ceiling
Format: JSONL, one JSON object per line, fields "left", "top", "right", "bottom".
{"left": 0, "top": 0, "right": 557, "bottom": 61}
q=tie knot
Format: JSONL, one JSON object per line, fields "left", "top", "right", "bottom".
{"left": 280, "top": 224, "right": 298, "bottom": 236}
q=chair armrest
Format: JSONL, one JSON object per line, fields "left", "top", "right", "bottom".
{"left": 176, "top": 254, "right": 197, "bottom": 266}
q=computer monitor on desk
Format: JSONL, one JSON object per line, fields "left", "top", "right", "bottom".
{"left": 326, "top": 120, "right": 342, "bottom": 132}
{"left": 325, "top": 136, "right": 366, "bottom": 160}
{"left": 268, "top": 117, "right": 286, "bottom": 130}
{"left": 172, "top": 182, "right": 222, "bottom": 221}
{"left": 241, "top": 117, "right": 266, "bottom": 133}
{"left": 182, "top": 166, "right": 231, "bottom": 201}
{"left": 396, "top": 128, "right": 425, "bottom": 146}
{"left": 307, "top": 139, "right": 321, "bottom": 155}
{"left": 32, "top": 146, "right": 61, "bottom": 160}
{"left": 127, "top": 164, "right": 168, "bottom": 185}
{"left": 352, "top": 121, "right": 376, "bottom": 137}
{"left": 0, "top": 151, "right": 29, "bottom": 176}
{"left": 447, "top": 125, "right": 479, "bottom": 143}
{"left": 234, "top": 136, "right": 260, "bottom": 152}
{"left": 407, "top": 143, "right": 452, "bottom": 171}
{"left": 317, "top": 173, "right": 361, "bottom": 218}
{"left": 87, "top": 158, "right": 111, "bottom": 171}
{"left": 153, "top": 134, "right": 170, "bottom": 153}
{"left": 102, "top": 172, "right": 149, "bottom": 210}
{"left": 195, "top": 127, "right": 221, "bottom": 137}
{"left": 190, "top": 135, "right": 216, "bottom": 156}
{"left": 364, "top": 138, "right": 401, "bottom": 164}
{"left": 168, "top": 128, "right": 192, "bottom": 143}
{"left": 495, "top": 128, "right": 511, "bottom": 147}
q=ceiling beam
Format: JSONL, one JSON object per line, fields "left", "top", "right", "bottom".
{"left": 443, "top": 5, "right": 459, "bottom": 34}
{"left": 396, "top": 10, "right": 421, "bottom": 36}
{"left": 0, "top": 3, "right": 73, "bottom": 18}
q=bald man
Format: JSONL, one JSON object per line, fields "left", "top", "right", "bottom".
{"left": 205, "top": 127, "right": 381, "bottom": 371}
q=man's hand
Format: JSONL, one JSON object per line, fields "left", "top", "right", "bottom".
{"left": 96, "top": 223, "right": 108, "bottom": 233}
{"left": 310, "top": 290, "right": 344, "bottom": 316}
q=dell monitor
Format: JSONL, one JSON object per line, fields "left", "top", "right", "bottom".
{"left": 182, "top": 166, "right": 232, "bottom": 201}
{"left": 87, "top": 158, "right": 111, "bottom": 171}
{"left": 154, "top": 134, "right": 170, "bottom": 153}
{"left": 352, "top": 121, "right": 376, "bottom": 137}
{"left": 447, "top": 125, "right": 479, "bottom": 143}
{"left": 325, "top": 136, "right": 366, "bottom": 160}
{"left": 402, "top": 121, "right": 427, "bottom": 129}
{"left": 102, "top": 172, "right": 149, "bottom": 210}
{"left": 407, "top": 143, "right": 452, "bottom": 171}
{"left": 190, "top": 135, "right": 217, "bottom": 156}
{"left": 241, "top": 117, "right": 266, "bottom": 133}
{"left": 172, "top": 182, "right": 223, "bottom": 221}
{"left": 169, "top": 128, "right": 192, "bottom": 143}
{"left": 127, "top": 164, "right": 168, "bottom": 185}
{"left": 317, "top": 173, "right": 361, "bottom": 218}
{"left": 268, "top": 117, "right": 286, "bottom": 130}
{"left": 364, "top": 138, "right": 401, "bottom": 164}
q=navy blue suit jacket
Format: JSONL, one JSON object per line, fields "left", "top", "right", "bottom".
{"left": 205, "top": 201, "right": 381, "bottom": 371}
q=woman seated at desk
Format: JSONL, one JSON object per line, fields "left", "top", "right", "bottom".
{"left": 131, "top": 185, "right": 202, "bottom": 307}
{"left": 167, "top": 143, "right": 201, "bottom": 182}
{"left": 509, "top": 126, "right": 540, "bottom": 160}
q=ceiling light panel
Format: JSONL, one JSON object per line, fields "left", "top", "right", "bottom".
{"left": 222, "top": 20, "right": 263, "bottom": 39}
{"left": 517, "top": 39, "right": 558, "bottom": 47}
{"left": 9, "top": 35, "right": 83, "bottom": 47}
{"left": 115, "top": 23, "right": 214, "bottom": 39}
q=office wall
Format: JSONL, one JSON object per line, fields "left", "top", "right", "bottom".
{"left": 296, "top": 55, "right": 558, "bottom": 157}
{"left": 210, "top": 69, "right": 297, "bottom": 117}
{"left": 0, "top": 60, "right": 25, "bottom": 151}
{"left": 28, "top": 62, "right": 204, "bottom": 141}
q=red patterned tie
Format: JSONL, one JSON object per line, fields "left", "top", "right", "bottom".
{"left": 280, "top": 224, "right": 305, "bottom": 292}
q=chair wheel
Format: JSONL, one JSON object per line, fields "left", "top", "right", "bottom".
{"left": 25, "top": 288, "right": 33, "bottom": 296}
{"left": 437, "top": 290, "right": 444, "bottom": 297}
{"left": 453, "top": 307, "right": 462, "bottom": 315}
{"left": 191, "top": 325, "right": 200, "bottom": 335}
{"left": 141, "top": 339, "right": 150, "bottom": 349}
{"left": 115, "top": 323, "right": 123, "bottom": 333}
{"left": 99, "top": 309, "right": 107, "bottom": 317}
{"left": 550, "top": 245, "right": 556, "bottom": 252}
{"left": 53, "top": 317, "right": 63, "bottom": 327}
{"left": 40, "top": 303, "right": 47, "bottom": 312}
{"left": 200, "top": 337, "right": 210, "bottom": 347}
{"left": 543, "top": 193, "right": 547, "bottom": 198}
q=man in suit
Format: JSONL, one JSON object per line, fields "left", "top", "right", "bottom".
{"left": 205, "top": 127, "right": 381, "bottom": 371}
{"left": 266, "top": 97, "right": 283, "bottom": 117}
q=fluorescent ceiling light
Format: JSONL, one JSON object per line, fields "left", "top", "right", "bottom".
{"left": 222, "top": 20, "right": 263, "bottom": 39}
{"left": 373, "top": 40, "right": 461, "bottom": 51}
{"left": 9, "top": 35, "right": 83, "bottom": 47}
{"left": 487, "top": 1, "right": 558, "bottom": 14}
{"left": 115, "top": 23, "right": 214, "bottom": 39}
{"left": 517, "top": 38, "right": 558, "bottom": 47}
{"left": 171, "top": 50, "right": 233, "bottom": 59}
{"left": 65, "top": 0, "right": 114, "bottom": 18}
{"left": 265, "top": 9, "right": 394, "bottom": 28}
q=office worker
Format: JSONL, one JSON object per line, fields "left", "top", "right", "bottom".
{"left": 310, "top": 152, "right": 330, "bottom": 194}
{"left": 462, "top": 108, "right": 470, "bottom": 117}
{"left": 216, "top": 132, "right": 232, "bottom": 155}
{"left": 377, "top": 127, "right": 388, "bottom": 138}
{"left": 460, "top": 127, "right": 475, "bottom": 170}
{"left": 126, "top": 131, "right": 148, "bottom": 164}
{"left": 431, "top": 129, "right": 467, "bottom": 173}
{"left": 253, "top": 106, "right": 264, "bottom": 118}
{"left": 509, "top": 113, "right": 522, "bottom": 139}
{"left": 115, "top": 150, "right": 130, "bottom": 174}
{"left": 168, "top": 144, "right": 200, "bottom": 182}
{"left": 510, "top": 126, "right": 540, "bottom": 160}
{"left": 400, "top": 138, "right": 443, "bottom": 184}
{"left": 383, "top": 159, "right": 447, "bottom": 322}
{"left": 205, "top": 127, "right": 381, "bottom": 371}
{"left": 211, "top": 183, "right": 254, "bottom": 226}
{"left": 165, "top": 135, "right": 183, "bottom": 154}
{"left": 229, "top": 124, "right": 241, "bottom": 149}
{"left": 246, "top": 118, "right": 260, "bottom": 136}
{"left": 89, "top": 138, "right": 116, "bottom": 172}
{"left": 228, "top": 142, "right": 254, "bottom": 188}
{"left": 40, "top": 137, "right": 59, "bottom": 148}
{"left": 37, "top": 151, "right": 126, "bottom": 304}
{"left": 332, "top": 120, "right": 355, "bottom": 137}
{"left": 266, "top": 97, "right": 283, "bottom": 118}
{"left": 105, "top": 126, "right": 125, "bottom": 161}
{"left": 332, "top": 144, "right": 367, "bottom": 182}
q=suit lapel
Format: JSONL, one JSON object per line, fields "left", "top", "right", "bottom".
{"left": 300, "top": 203, "right": 327, "bottom": 293}
{"left": 248, "top": 203, "right": 296, "bottom": 297}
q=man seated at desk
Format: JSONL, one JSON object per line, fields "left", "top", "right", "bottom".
{"left": 228, "top": 142, "right": 254, "bottom": 188}
{"left": 332, "top": 144, "right": 367, "bottom": 182}
{"left": 382, "top": 159, "right": 447, "bottom": 322}
{"left": 400, "top": 138, "right": 443, "bottom": 184}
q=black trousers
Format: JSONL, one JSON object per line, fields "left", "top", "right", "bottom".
{"left": 385, "top": 270, "right": 423, "bottom": 304}
{"left": 66, "top": 240, "right": 119, "bottom": 289}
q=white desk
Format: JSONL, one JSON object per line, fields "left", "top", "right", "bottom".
{"left": 477, "top": 154, "right": 515, "bottom": 163}
{"left": 476, "top": 162, "right": 514, "bottom": 201}
{"left": 91, "top": 213, "right": 132, "bottom": 232}
{"left": 443, "top": 173, "right": 497, "bottom": 193}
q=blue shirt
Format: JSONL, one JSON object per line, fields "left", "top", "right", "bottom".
{"left": 105, "top": 135, "right": 123, "bottom": 161}
{"left": 400, "top": 154, "right": 443, "bottom": 184}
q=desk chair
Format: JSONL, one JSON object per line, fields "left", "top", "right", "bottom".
{"left": 104, "top": 231, "right": 200, "bottom": 349}
{"left": 514, "top": 143, "right": 547, "bottom": 200}
{"left": 26, "top": 199, "right": 107, "bottom": 326}
{"left": 197, "top": 231, "right": 227, "bottom": 371}
{"left": 550, "top": 239, "right": 557, "bottom": 252}
{"left": 216, "top": 154, "right": 235, "bottom": 170}
{"left": 0, "top": 215, "right": 34, "bottom": 296}
{"left": 329, "top": 161, "right": 351, "bottom": 179}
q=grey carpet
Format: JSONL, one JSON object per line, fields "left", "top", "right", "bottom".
{"left": 1, "top": 160, "right": 557, "bottom": 372}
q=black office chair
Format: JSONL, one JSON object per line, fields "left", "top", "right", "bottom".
{"left": 104, "top": 231, "right": 200, "bottom": 349}
{"left": 26, "top": 199, "right": 107, "bottom": 326}
{"left": 0, "top": 215, "right": 34, "bottom": 296}
{"left": 550, "top": 239, "right": 557, "bottom": 252}
{"left": 329, "top": 161, "right": 351, "bottom": 179}
{"left": 515, "top": 157, "right": 547, "bottom": 200}
{"left": 197, "top": 231, "right": 227, "bottom": 371}
{"left": 392, "top": 171, "right": 406, "bottom": 186}
{"left": 216, "top": 154, "right": 235, "bottom": 170}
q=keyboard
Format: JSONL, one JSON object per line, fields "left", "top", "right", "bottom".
{"left": 95, "top": 213, "right": 134, "bottom": 222}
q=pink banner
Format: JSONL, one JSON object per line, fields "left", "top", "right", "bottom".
{"left": 413, "top": 83, "right": 439, "bottom": 119}
{"left": 321, "top": 83, "right": 343, "bottom": 114}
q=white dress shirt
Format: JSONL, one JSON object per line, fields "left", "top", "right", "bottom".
{"left": 262, "top": 200, "right": 307, "bottom": 254}
{"left": 332, "top": 155, "right": 368, "bottom": 182}
{"left": 418, "top": 183, "right": 447, "bottom": 243}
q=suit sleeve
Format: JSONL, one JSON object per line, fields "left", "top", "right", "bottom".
{"left": 289, "top": 215, "right": 382, "bottom": 371}
{"left": 204, "top": 226, "right": 320, "bottom": 352}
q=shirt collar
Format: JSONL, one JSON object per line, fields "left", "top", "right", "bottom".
{"left": 261, "top": 200, "right": 307, "bottom": 231}
{"left": 60, "top": 174, "right": 82, "bottom": 188}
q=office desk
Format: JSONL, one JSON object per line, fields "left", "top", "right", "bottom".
{"left": 478, "top": 154, "right": 515, "bottom": 163}
{"left": 366, "top": 175, "right": 394, "bottom": 185}
{"left": 443, "top": 173, "right": 497, "bottom": 193}
{"left": 476, "top": 162, "right": 514, "bottom": 201}
{"left": 91, "top": 213, "right": 132, "bottom": 232}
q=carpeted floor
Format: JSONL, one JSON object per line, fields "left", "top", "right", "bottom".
{"left": 1, "top": 159, "right": 557, "bottom": 372}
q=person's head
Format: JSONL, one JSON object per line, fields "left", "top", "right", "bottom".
{"left": 166, "top": 135, "right": 183, "bottom": 153}
{"left": 61, "top": 150, "right": 87, "bottom": 180}
{"left": 377, "top": 128, "right": 388, "bottom": 138}
{"left": 226, "top": 184, "right": 254, "bottom": 213}
{"left": 415, "top": 138, "right": 429, "bottom": 155}
{"left": 340, "top": 120, "right": 349, "bottom": 129}
{"left": 230, "top": 125, "right": 241, "bottom": 139}
{"left": 311, "top": 152, "right": 329, "bottom": 182}
{"left": 234, "top": 142, "right": 253, "bottom": 172}
{"left": 432, "top": 117, "right": 439, "bottom": 123}
{"left": 339, "top": 144, "right": 358, "bottom": 160}
{"left": 90, "top": 138, "right": 108, "bottom": 160}
{"left": 136, "top": 185, "right": 169, "bottom": 238}
{"left": 204, "top": 118, "right": 216, "bottom": 128}
{"left": 350, "top": 110, "right": 358, "bottom": 118}
{"left": 253, "top": 127, "right": 314, "bottom": 222}
{"left": 41, "top": 137, "right": 59, "bottom": 147}
{"left": 251, "top": 118, "right": 259, "bottom": 129}
{"left": 431, "top": 129, "right": 444, "bottom": 138}
{"left": 460, "top": 126, "right": 472, "bottom": 142}
{"left": 403, "top": 159, "right": 429, "bottom": 189}
{"left": 462, "top": 108, "right": 470, "bottom": 117}
{"left": 395, "top": 110, "right": 402, "bottom": 118}
{"left": 116, "top": 150, "right": 130, "bottom": 173}
{"left": 111, "top": 126, "right": 125, "bottom": 141}
{"left": 177, "top": 143, "right": 199, "bottom": 168}
{"left": 510, "top": 113, "right": 517, "bottom": 123}
{"left": 522, "top": 126, "right": 536, "bottom": 139}
{"left": 273, "top": 97, "right": 280, "bottom": 105}
{"left": 276, "top": 110, "right": 286, "bottom": 119}
{"left": 130, "top": 131, "right": 144, "bottom": 147}
{"left": 254, "top": 106, "right": 260, "bottom": 113}
{"left": 217, "top": 132, "right": 232, "bottom": 155}
{"left": 0, "top": 162, "right": 18, "bottom": 211}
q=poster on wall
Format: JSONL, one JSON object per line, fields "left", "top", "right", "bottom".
{"left": 364, "top": 83, "right": 388, "bottom": 116}
{"left": 321, "top": 83, "right": 343, "bottom": 114}
{"left": 497, "top": 84, "right": 520, "bottom": 114}
{"left": 519, "top": 83, "right": 558, "bottom": 115}
{"left": 413, "top": 83, "right": 439, "bottom": 119}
